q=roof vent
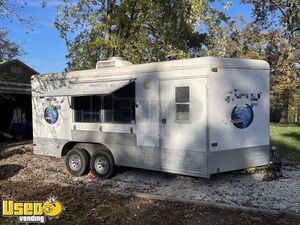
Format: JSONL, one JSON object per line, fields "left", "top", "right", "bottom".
{"left": 96, "top": 57, "right": 132, "bottom": 69}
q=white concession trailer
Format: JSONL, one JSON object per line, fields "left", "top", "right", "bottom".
{"left": 31, "top": 57, "right": 270, "bottom": 178}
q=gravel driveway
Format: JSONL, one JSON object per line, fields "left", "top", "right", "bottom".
{"left": 1, "top": 144, "right": 299, "bottom": 213}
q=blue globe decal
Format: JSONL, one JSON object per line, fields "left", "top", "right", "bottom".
{"left": 44, "top": 106, "right": 59, "bottom": 124}
{"left": 231, "top": 104, "right": 254, "bottom": 129}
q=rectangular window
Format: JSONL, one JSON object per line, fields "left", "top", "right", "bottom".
{"left": 72, "top": 82, "right": 135, "bottom": 124}
{"left": 11, "top": 67, "right": 23, "bottom": 74}
{"left": 103, "top": 82, "right": 135, "bottom": 123}
{"left": 73, "top": 96, "right": 101, "bottom": 122}
{"left": 175, "top": 86, "right": 190, "bottom": 121}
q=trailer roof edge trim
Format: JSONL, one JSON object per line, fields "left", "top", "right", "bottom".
{"left": 39, "top": 57, "right": 270, "bottom": 79}
{"left": 40, "top": 79, "right": 133, "bottom": 97}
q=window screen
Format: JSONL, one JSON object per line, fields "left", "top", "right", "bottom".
{"left": 175, "top": 86, "right": 190, "bottom": 121}
{"left": 72, "top": 82, "right": 135, "bottom": 124}
{"left": 103, "top": 82, "right": 135, "bottom": 123}
{"left": 176, "top": 87, "right": 190, "bottom": 103}
{"left": 73, "top": 96, "right": 101, "bottom": 122}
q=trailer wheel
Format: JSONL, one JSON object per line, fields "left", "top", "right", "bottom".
{"left": 65, "top": 148, "right": 90, "bottom": 176}
{"left": 90, "top": 151, "right": 115, "bottom": 179}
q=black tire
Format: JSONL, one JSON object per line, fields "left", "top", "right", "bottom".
{"left": 65, "top": 148, "right": 90, "bottom": 176}
{"left": 90, "top": 151, "right": 115, "bottom": 179}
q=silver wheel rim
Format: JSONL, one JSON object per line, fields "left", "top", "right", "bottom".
{"left": 69, "top": 154, "right": 82, "bottom": 171}
{"left": 94, "top": 157, "right": 109, "bottom": 174}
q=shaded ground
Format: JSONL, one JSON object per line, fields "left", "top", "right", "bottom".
{"left": 270, "top": 123, "right": 300, "bottom": 163}
{"left": 0, "top": 143, "right": 299, "bottom": 224}
{"left": 0, "top": 180, "right": 299, "bottom": 225}
{"left": 1, "top": 144, "right": 299, "bottom": 213}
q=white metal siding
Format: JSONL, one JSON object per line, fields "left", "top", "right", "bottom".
{"left": 209, "top": 68, "right": 269, "bottom": 152}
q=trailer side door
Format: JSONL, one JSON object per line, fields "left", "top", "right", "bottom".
{"left": 159, "top": 77, "right": 208, "bottom": 175}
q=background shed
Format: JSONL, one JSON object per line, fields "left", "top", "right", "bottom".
{"left": 0, "top": 59, "right": 38, "bottom": 140}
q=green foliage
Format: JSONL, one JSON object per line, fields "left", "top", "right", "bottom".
{"left": 241, "top": 0, "right": 300, "bottom": 37}
{"left": 270, "top": 123, "right": 300, "bottom": 162}
{"left": 0, "top": 0, "right": 33, "bottom": 61}
{"left": 54, "top": 0, "right": 229, "bottom": 70}
{"left": 0, "top": 29, "right": 23, "bottom": 61}
{"left": 0, "top": 0, "right": 35, "bottom": 28}
{"left": 240, "top": 0, "right": 300, "bottom": 123}
{"left": 206, "top": 1, "right": 300, "bottom": 123}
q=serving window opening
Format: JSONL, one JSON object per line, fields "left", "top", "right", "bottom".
{"left": 73, "top": 82, "right": 135, "bottom": 124}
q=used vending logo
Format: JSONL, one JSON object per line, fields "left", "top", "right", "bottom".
{"left": 1, "top": 197, "right": 64, "bottom": 223}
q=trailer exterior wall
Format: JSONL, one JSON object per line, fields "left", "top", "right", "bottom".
{"left": 208, "top": 67, "right": 270, "bottom": 173}
{"left": 31, "top": 57, "right": 270, "bottom": 178}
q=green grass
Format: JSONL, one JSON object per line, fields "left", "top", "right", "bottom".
{"left": 270, "top": 123, "right": 300, "bottom": 163}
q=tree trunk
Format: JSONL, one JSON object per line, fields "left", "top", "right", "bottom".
{"left": 279, "top": 92, "right": 289, "bottom": 124}
{"left": 295, "top": 95, "right": 300, "bottom": 122}
{"left": 105, "top": 0, "right": 115, "bottom": 59}
{"left": 295, "top": 104, "right": 298, "bottom": 123}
